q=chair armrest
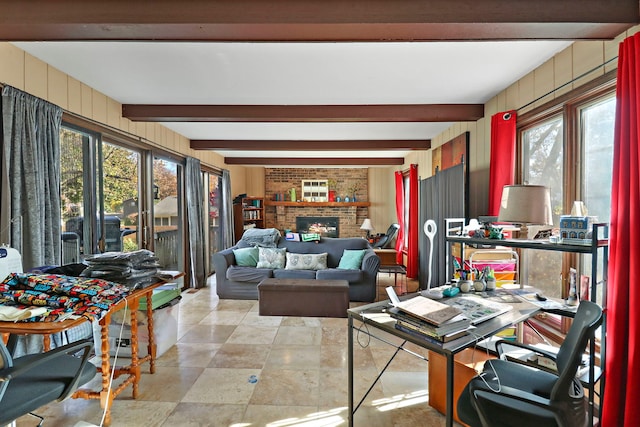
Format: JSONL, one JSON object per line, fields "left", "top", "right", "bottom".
{"left": 361, "top": 251, "right": 381, "bottom": 274}
{"left": 1, "top": 339, "right": 94, "bottom": 401}
{"left": 495, "top": 339, "right": 558, "bottom": 362}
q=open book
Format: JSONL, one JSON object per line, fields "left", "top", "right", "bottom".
{"left": 386, "top": 287, "right": 462, "bottom": 326}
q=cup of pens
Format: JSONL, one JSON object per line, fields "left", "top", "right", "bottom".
{"left": 458, "top": 269, "right": 473, "bottom": 293}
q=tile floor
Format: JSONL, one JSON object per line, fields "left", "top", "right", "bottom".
{"left": 14, "top": 275, "right": 458, "bottom": 427}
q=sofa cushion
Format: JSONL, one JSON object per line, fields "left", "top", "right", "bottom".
{"left": 226, "top": 265, "right": 274, "bottom": 282}
{"left": 338, "top": 249, "right": 367, "bottom": 270}
{"left": 285, "top": 252, "right": 328, "bottom": 270}
{"left": 273, "top": 269, "right": 317, "bottom": 280}
{"left": 233, "top": 247, "right": 259, "bottom": 267}
{"left": 317, "top": 268, "right": 363, "bottom": 282}
{"left": 257, "top": 247, "right": 286, "bottom": 269}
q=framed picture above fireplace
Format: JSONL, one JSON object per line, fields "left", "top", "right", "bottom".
{"left": 296, "top": 216, "right": 339, "bottom": 238}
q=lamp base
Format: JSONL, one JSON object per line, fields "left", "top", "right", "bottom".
{"left": 514, "top": 224, "right": 530, "bottom": 239}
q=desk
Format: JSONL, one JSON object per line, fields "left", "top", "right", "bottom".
{"left": 347, "top": 296, "right": 539, "bottom": 427}
{"left": 0, "top": 273, "right": 183, "bottom": 426}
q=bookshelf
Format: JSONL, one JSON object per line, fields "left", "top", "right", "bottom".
{"left": 233, "top": 197, "right": 265, "bottom": 241}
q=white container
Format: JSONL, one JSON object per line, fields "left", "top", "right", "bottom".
{"left": 93, "top": 303, "right": 180, "bottom": 358}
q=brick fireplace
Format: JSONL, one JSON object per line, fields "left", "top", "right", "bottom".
{"left": 264, "top": 168, "right": 369, "bottom": 238}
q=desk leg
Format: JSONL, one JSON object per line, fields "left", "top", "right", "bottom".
{"left": 445, "top": 353, "right": 454, "bottom": 427}
{"left": 348, "top": 316, "right": 354, "bottom": 427}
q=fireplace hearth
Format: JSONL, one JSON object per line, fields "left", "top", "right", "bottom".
{"left": 296, "top": 216, "right": 339, "bottom": 238}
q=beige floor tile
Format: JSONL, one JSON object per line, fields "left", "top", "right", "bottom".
{"left": 154, "top": 341, "right": 222, "bottom": 368}
{"left": 242, "top": 404, "right": 326, "bottom": 427}
{"left": 250, "top": 368, "right": 320, "bottom": 406}
{"left": 274, "top": 325, "right": 323, "bottom": 345}
{"left": 136, "top": 366, "right": 204, "bottom": 401}
{"left": 199, "top": 309, "right": 248, "bottom": 325}
{"left": 208, "top": 343, "right": 271, "bottom": 369}
{"left": 178, "top": 323, "right": 237, "bottom": 344}
{"left": 226, "top": 324, "right": 279, "bottom": 345}
{"left": 280, "top": 316, "right": 323, "bottom": 327}
{"left": 265, "top": 344, "right": 321, "bottom": 369}
{"left": 182, "top": 367, "right": 261, "bottom": 404}
{"left": 241, "top": 310, "right": 284, "bottom": 326}
{"left": 161, "top": 402, "right": 247, "bottom": 427}
{"left": 322, "top": 324, "right": 349, "bottom": 346}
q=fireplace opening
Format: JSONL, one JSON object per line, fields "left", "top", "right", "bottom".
{"left": 296, "top": 216, "right": 339, "bottom": 238}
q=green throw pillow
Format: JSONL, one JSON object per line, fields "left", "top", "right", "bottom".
{"left": 338, "top": 249, "right": 367, "bottom": 270}
{"left": 233, "top": 247, "right": 259, "bottom": 267}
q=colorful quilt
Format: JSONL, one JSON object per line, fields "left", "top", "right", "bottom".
{"left": 0, "top": 273, "right": 131, "bottom": 322}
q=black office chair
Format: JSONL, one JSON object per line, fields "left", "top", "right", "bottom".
{"left": 457, "top": 300, "right": 602, "bottom": 427}
{"left": 372, "top": 223, "right": 400, "bottom": 249}
{"left": 0, "top": 338, "right": 97, "bottom": 426}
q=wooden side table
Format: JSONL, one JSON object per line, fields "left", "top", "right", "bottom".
{"left": 0, "top": 272, "right": 184, "bottom": 426}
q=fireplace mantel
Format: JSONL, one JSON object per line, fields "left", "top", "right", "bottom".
{"left": 265, "top": 201, "right": 370, "bottom": 225}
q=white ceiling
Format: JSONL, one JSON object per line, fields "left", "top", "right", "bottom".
{"left": 13, "top": 40, "right": 572, "bottom": 163}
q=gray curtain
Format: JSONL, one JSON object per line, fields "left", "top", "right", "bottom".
{"left": 219, "top": 169, "right": 235, "bottom": 250}
{"left": 1, "top": 86, "right": 62, "bottom": 270}
{"left": 419, "top": 163, "right": 465, "bottom": 289}
{"left": 185, "top": 157, "right": 206, "bottom": 288}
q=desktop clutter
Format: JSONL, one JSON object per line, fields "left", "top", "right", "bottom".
{"left": 421, "top": 264, "right": 497, "bottom": 300}
{"left": 386, "top": 286, "right": 512, "bottom": 344}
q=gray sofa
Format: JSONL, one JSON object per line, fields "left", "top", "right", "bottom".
{"left": 213, "top": 237, "right": 380, "bottom": 302}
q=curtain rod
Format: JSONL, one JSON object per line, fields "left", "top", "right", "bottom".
{"left": 517, "top": 55, "right": 619, "bottom": 113}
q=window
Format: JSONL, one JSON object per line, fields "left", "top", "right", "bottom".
{"left": 521, "top": 116, "right": 564, "bottom": 299}
{"left": 517, "top": 74, "right": 615, "bottom": 336}
{"left": 152, "top": 157, "right": 183, "bottom": 272}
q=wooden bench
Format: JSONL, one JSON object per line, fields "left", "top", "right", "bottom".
{"left": 257, "top": 278, "right": 349, "bottom": 318}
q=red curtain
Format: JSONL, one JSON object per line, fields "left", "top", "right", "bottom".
{"left": 488, "top": 110, "right": 517, "bottom": 216}
{"left": 394, "top": 171, "right": 405, "bottom": 265}
{"left": 407, "top": 164, "right": 419, "bottom": 278}
{"left": 602, "top": 32, "right": 640, "bottom": 426}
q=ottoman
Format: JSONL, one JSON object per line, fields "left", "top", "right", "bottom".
{"left": 258, "top": 278, "right": 349, "bottom": 318}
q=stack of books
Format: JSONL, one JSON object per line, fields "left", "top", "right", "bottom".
{"left": 386, "top": 293, "right": 471, "bottom": 343}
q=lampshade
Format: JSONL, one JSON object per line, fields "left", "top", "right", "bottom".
{"left": 498, "top": 185, "right": 553, "bottom": 226}
{"left": 360, "top": 218, "right": 374, "bottom": 231}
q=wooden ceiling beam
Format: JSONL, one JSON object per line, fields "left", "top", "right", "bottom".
{"left": 224, "top": 157, "right": 404, "bottom": 166}
{"left": 191, "top": 139, "right": 430, "bottom": 150}
{"left": 0, "top": 0, "right": 636, "bottom": 41}
{"left": 123, "top": 104, "right": 484, "bottom": 123}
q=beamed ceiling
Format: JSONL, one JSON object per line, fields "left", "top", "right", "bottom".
{"left": 3, "top": 0, "right": 638, "bottom": 166}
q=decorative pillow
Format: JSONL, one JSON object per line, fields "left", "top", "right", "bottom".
{"left": 256, "top": 247, "right": 286, "bottom": 269}
{"left": 285, "top": 252, "right": 328, "bottom": 270}
{"left": 338, "top": 249, "right": 367, "bottom": 270}
{"left": 233, "top": 246, "right": 259, "bottom": 267}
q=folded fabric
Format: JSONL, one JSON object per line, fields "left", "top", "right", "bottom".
{"left": 241, "top": 228, "right": 281, "bottom": 248}
{"left": 0, "top": 305, "right": 48, "bottom": 321}
{"left": 0, "top": 273, "right": 131, "bottom": 322}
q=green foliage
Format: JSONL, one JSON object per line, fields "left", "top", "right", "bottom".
{"left": 123, "top": 238, "right": 139, "bottom": 252}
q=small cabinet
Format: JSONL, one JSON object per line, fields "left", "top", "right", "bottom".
{"left": 234, "top": 197, "right": 265, "bottom": 241}
{"left": 301, "top": 179, "right": 328, "bottom": 202}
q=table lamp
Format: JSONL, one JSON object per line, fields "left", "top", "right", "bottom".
{"left": 360, "top": 218, "right": 374, "bottom": 240}
{"left": 498, "top": 185, "right": 553, "bottom": 239}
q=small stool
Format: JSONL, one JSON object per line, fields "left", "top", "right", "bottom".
{"left": 258, "top": 278, "right": 349, "bottom": 318}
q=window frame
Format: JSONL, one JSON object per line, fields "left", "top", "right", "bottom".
{"left": 515, "top": 70, "right": 616, "bottom": 336}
